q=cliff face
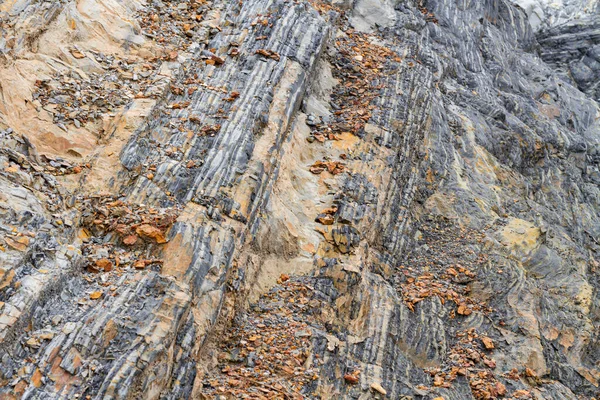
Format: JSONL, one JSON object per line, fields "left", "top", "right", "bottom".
{"left": 0, "top": 0, "right": 599, "bottom": 399}
{"left": 513, "top": 0, "right": 600, "bottom": 102}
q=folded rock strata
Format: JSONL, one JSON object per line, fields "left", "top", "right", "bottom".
{"left": 0, "top": 0, "right": 599, "bottom": 399}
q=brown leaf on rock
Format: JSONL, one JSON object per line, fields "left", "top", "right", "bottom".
{"left": 495, "top": 381, "right": 507, "bottom": 396}
{"left": 513, "top": 390, "right": 532, "bottom": 398}
{"left": 70, "top": 49, "right": 85, "bottom": 59}
{"left": 211, "top": 54, "right": 225, "bottom": 65}
{"left": 255, "top": 49, "right": 280, "bottom": 61}
{"left": 524, "top": 367, "right": 537, "bottom": 377}
{"left": 506, "top": 368, "right": 520, "bottom": 380}
{"left": 309, "top": 160, "right": 328, "bottom": 174}
{"left": 316, "top": 214, "right": 334, "bottom": 225}
{"left": 309, "top": 160, "right": 345, "bottom": 175}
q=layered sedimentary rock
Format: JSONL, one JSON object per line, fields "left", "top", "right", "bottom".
{"left": 1, "top": 0, "right": 600, "bottom": 399}
{"left": 513, "top": 0, "right": 600, "bottom": 102}
{"left": 513, "top": 0, "right": 598, "bottom": 30}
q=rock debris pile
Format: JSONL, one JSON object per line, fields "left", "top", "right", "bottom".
{"left": 202, "top": 278, "right": 323, "bottom": 399}
{"left": 79, "top": 195, "right": 180, "bottom": 273}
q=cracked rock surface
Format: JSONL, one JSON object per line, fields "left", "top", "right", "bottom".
{"left": 0, "top": 0, "right": 600, "bottom": 399}
{"left": 513, "top": 0, "right": 600, "bottom": 102}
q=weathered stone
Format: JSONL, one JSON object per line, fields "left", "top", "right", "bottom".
{"left": 0, "top": 0, "right": 599, "bottom": 399}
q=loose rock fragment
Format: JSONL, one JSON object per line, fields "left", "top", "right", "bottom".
{"left": 370, "top": 382, "right": 387, "bottom": 395}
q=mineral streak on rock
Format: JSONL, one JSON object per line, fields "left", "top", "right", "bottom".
{"left": 0, "top": 0, "right": 600, "bottom": 399}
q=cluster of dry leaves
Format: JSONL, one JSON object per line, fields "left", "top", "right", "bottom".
{"left": 201, "top": 278, "right": 323, "bottom": 399}
{"left": 399, "top": 266, "right": 491, "bottom": 316}
{"left": 398, "top": 217, "right": 543, "bottom": 399}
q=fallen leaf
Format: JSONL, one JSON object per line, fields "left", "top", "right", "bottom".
{"left": 513, "top": 390, "right": 531, "bottom": 398}
{"left": 495, "top": 382, "right": 507, "bottom": 396}
{"left": 457, "top": 304, "right": 472, "bottom": 316}
{"left": 316, "top": 214, "right": 334, "bottom": 225}
{"left": 70, "top": 49, "right": 85, "bottom": 59}
{"left": 524, "top": 367, "right": 537, "bottom": 377}
{"left": 255, "top": 49, "right": 280, "bottom": 61}
{"left": 211, "top": 54, "right": 225, "bottom": 65}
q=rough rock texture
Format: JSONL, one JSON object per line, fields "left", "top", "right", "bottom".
{"left": 512, "top": 0, "right": 598, "bottom": 31}
{"left": 1, "top": 0, "right": 600, "bottom": 399}
{"left": 513, "top": 0, "right": 600, "bottom": 102}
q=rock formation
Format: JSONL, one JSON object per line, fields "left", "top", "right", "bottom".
{"left": 514, "top": 0, "right": 600, "bottom": 101}
{"left": 0, "top": 0, "right": 599, "bottom": 399}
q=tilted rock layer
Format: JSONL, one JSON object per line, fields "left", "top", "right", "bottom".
{"left": 0, "top": 0, "right": 599, "bottom": 399}
{"left": 513, "top": 0, "right": 600, "bottom": 102}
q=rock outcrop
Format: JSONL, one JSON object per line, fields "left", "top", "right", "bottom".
{"left": 0, "top": 0, "right": 599, "bottom": 399}
{"left": 513, "top": 0, "right": 600, "bottom": 102}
